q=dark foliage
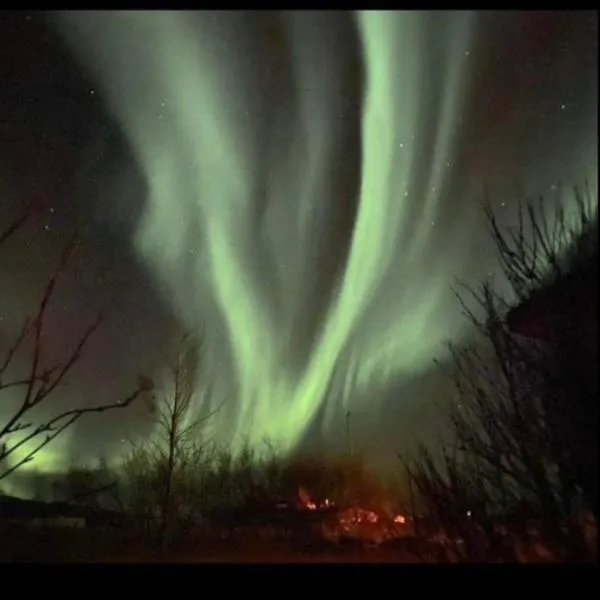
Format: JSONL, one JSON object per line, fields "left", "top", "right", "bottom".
{"left": 403, "top": 185, "right": 597, "bottom": 562}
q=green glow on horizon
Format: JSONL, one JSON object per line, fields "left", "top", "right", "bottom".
{"left": 0, "top": 433, "right": 70, "bottom": 496}
{"left": 42, "top": 10, "right": 597, "bottom": 466}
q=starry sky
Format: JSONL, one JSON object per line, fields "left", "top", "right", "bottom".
{"left": 0, "top": 10, "right": 597, "bottom": 491}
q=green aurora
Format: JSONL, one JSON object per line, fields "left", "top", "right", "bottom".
{"left": 2, "top": 12, "right": 596, "bottom": 490}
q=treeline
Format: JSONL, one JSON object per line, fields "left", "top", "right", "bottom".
{"left": 1, "top": 184, "right": 597, "bottom": 561}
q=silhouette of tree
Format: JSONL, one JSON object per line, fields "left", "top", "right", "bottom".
{"left": 403, "top": 184, "right": 597, "bottom": 562}
{"left": 117, "top": 332, "right": 220, "bottom": 546}
{"left": 0, "top": 209, "right": 152, "bottom": 482}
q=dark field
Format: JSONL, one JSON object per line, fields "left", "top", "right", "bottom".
{"left": 1, "top": 525, "right": 425, "bottom": 563}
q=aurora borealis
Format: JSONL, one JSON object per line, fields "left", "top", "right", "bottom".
{"left": 0, "top": 11, "right": 597, "bottom": 491}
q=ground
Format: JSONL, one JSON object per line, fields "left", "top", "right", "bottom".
{"left": 0, "top": 525, "right": 425, "bottom": 563}
{"left": 92, "top": 539, "right": 424, "bottom": 563}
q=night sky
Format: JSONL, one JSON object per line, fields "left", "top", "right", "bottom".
{"left": 0, "top": 11, "right": 597, "bottom": 494}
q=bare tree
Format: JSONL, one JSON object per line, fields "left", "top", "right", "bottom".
{"left": 403, "top": 184, "right": 597, "bottom": 562}
{"left": 190, "top": 439, "right": 287, "bottom": 520}
{"left": 118, "top": 332, "right": 220, "bottom": 546}
{"left": 0, "top": 211, "right": 153, "bottom": 482}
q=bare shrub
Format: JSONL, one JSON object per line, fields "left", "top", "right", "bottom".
{"left": 403, "top": 185, "right": 597, "bottom": 562}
